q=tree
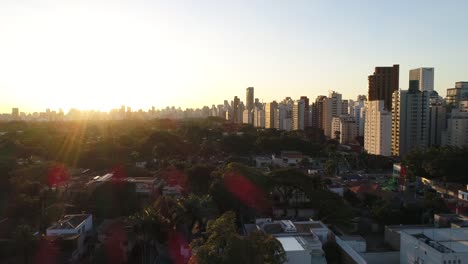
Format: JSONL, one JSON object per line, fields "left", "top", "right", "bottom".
{"left": 189, "top": 211, "right": 286, "bottom": 264}
{"left": 13, "top": 224, "right": 37, "bottom": 264}
{"left": 186, "top": 165, "right": 215, "bottom": 195}
{"left": 324, "top": 159, "right": 337, "bottom": 177}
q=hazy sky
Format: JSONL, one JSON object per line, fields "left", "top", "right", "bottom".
{"left": 1, "top": 0, "right": 467, "bottom": 113}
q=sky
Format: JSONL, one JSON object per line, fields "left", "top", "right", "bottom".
{"left": 0, "top": 0, "right": 467, "bottom": 113}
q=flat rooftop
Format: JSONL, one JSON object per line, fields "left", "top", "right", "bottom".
{"left": 404, "top": 228, "right": 468, "bottom": 253}
{"left": 277, "top": 237, "right": 304, "bottom": 251}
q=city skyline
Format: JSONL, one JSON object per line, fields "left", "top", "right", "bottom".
{"left": 1, "top": 0, "right": 468, "bottom": 112}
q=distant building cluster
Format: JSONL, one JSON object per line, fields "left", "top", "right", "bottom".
{"left": 2, "top": 65, "right": 467, "bottom": 156}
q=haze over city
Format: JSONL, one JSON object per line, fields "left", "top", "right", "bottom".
{"left": 1, "top": 0, "right": 468, "bottom": 113}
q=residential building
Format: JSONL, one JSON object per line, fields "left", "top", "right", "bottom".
{"left": 400, "top": 228, "right": 468, "bottom": 264}
{"left": 292, "top": 99, "right": 305, "bottom": 130}
{"left": 392, "top": 85, "right": 430, "bottom": 157}
{"left": 246, "top": 87, "right": 254, "bottom": 113}
{"left": 409, "top": 67, "right": 435, "bottom": 92}
{"left": 341, "top": 100, "right": 349, "bottom": 115}
{"left": 323, "top": 91, "right": 342, "bottom": 138}
{"left": 12, "top": 108, "right": 19, "bottom": 119}
{"left": 429, "top": 92, "right": 447, "bottom": 147}
{"left": 354, "top": 96, "right": 367, "bottom": 137}
{"left": 265, "top": 101, "right": 278, "bottom": 129}
{"left": 368, "top": 64, "right": 400, "bottom": 110}
{"left": 244, "top": 219, "right": 330, "bottom": 264}
{"left": 446, "top": 82, "right": 468, "bottom": 109}
{"left": 311, "top": 96, "right": 327, "bottom": 130}
{"left": 332, "top": 115, "right": 358, "bottom": 144}
{"left": 300, "top": 96, "right": 310, "bottom": 128}
{"left": 364, "top": 100, "right": 392, "bottom": 156}
{"left": 442, "top": 109, "right": 468, "bottom": 147}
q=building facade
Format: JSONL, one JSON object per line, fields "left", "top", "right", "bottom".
{"left": 364, "top": 100, "right": 392, "bottom": 156}
{"left": 368, "top": 64, "right": 400, "bottom": 111}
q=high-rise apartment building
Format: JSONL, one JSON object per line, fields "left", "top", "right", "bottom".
{"left": 442, "top": 109, "right": 468, "bottom": 148}
{"left": 323, "top": 91, "right": 342, "bottom": 138}
{"left": 292, "top": 99, "right": 305, "bottom": 130}
{"left": 246, "top": 87, "right": 254, "bottom": 112}
{"left": 331, "top": 115, "right": 357, "bottom": 144}
{"left": 12, "top": 108, "right": 19, "bottom": 119}
{"left": 446, "top": 82, "right": 468, "bottom": 109}
{"left": 391, "top": 87, "right": 430, "bottom": 157}
{"left": 265, "top": 101, "right": 278, "bottom": 129}
{"left": 300, "top": 96, "right": 310, "bottom": 128}
{"left": 341, "top": 100, "right": 349, "bottom": 115}
{"left": 368, "top": 64, "right": 399, "bottom": 110}
{"left": 428, "top": 94, "right": 446, "bottom": 147}
{"left": 312, "top": 96, "right": 327, "bottom": 130}
{"left": 353, "top": 96, "right": 367, "bottom": 137}
{"left": 364, "top": 100, "right": 392, "bottom": 156}
{"left": 232, "top": 96, "right": 241, "bottom": 123}
{"left": 409, "top": 67, "right": 434, "bottom": 92}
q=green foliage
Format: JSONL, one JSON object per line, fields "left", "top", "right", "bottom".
{"left": 404, "top": 147, "right": 468, "bottom": 183}
{"left": 189, "top": 211, "right": 286, "bottom": 264}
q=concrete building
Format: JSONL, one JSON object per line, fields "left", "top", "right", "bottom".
{"left": 446, "top": 82, "right": 468, "bottom": 109}
{"left": 265, "top": 101, "right": 278, "bottom": 129}
{"left": 364, "top": 100, "right": 392, "bottom": 156}
{"left": 429, "top": 93, "right": 447, "bottom": 147}
{"left": 253, "top": 106, "right": 265, "bottom": 128}
{"left": 391, "top": 86, "right": 430, "bottom": 157}
{"left": 442, "top": 109, "right": 468, "bottom": 147}
{"left": 278, "top": 102, "right": 293, "bottom": 131}
{"left": 243, "top": 109, "right": 252, "bottom": 124}
{"left": 245, "top": 219, "right": 329, "bottom": 264}
{"left": 409, "top": 67, "right": 435, "bottom": 92}
{"left": 292, "top": 99, "right": 305, "bottom": 130}
{"left": 341, "top": 100, "right": 349, "bottom": 115}
{"left": 400, "top": 228, "right": 468, "bottom": 264}
{"left": 311, "top": 96, "right": 327, "bottom": 130}
{"left": 324, "top": 91, "right": 342, "bottom": 138}
{"left": 354, "top": 96, "right": 367, "bottom": 137}
{"left": 246, "top": 87, "right": 254, "bottom": 112}
{"left": 300, "top": 96, "right": 310, "bottom": 128}
{"left": 332, "top": 115, "right": 358, "bottom": 144}
{"left": 368, "top": 64, "right": 400, "bottom": 111}
{"left": 11, "top": 108, "right": 19, "bottom": 119}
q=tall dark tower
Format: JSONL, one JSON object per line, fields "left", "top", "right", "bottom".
{"left": 246, "top": 87, "right": 254, "bottom": 112}
{"left": 368, "top": 64, "right": 399, "bottom": 110}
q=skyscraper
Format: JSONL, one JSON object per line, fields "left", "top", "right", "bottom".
{"left": 409, "top": 67, "right": 434, "bottom": 92}
{"left": 246, "top": 87, "right": 254, "bottom": 112}
{"left": 300, "top": 96, "right": 310, "bottom": 128}
{"left": 292, "top": 99, "right": 305, "bottom": 130}
{"left": 368, "top": 64, "right": 399, "bottom": 110}
{"left": 428, "top": 93, "right": 446, "bottom": 147}
{"left": 391, "top": 86, "right": 430, "bottom": 157}
{"left": 232, "top": 96, "right": 240, "bottom": 123}
{"left": 364, "top": 100, "right": 392, "bottom": 156}
{"left": 265, "top": 101, "right": 278, "bottom": 129}
{"left": 12, "top": 108, "right": 19, "bottom": 119}
{"left": 312, "top": 96, "right": 327, "bottom": 130}
{"left": 323, "top": 91, "right": 342, "bottom": 138}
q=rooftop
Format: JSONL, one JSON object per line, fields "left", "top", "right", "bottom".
{"left": 277, "top": 237, "right": 304, "bottom": 251}
{"left": 404, "top": 228, "right": 468, "bottom": 253}
{"left": 48, "top": 214, "right": 90, "bottom": 230}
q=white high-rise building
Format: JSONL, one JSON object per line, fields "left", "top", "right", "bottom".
{"left": 324, "top": 91, "right": 342, "bottom": 138}
{"left": 332, "top": 115, "right": 357, "bottom": 144}
{"left": 353, "top": 96, "right": 367, "bottom": 137}
{"left": 409, "top": 67, "right": 434, "bottom": 92}
{"left": 391, "top": 88, "right": 430, "bottom": 157}
{"left": 442, "top": 109, "right": 468, "bottom": 148}
{"left": 364, "top": 100, "right": 392, "bottom": 156}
